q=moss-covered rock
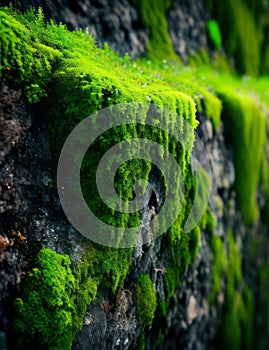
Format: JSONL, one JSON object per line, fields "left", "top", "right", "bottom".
{"left": 134, "top": 274, "right": 157, "bottom": 328}
{"left": 1, "top": 3, "right": 269, "bottom": 350}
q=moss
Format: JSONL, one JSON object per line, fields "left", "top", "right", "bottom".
{"left": 209, "top": 234, "right": 227, "bottom": 304}
{"left": 201, "top": 208, "right": 216, "bottom": 234}
{"left": 206, "top": 0, "right": 262, "bottom": 76}
{"left": 184, "top": 167, "right": 211, "bottom": 232}
{"left": 212, "top": 52, "right": 234, "bottom": 75}
{"left": 131, "top": 0, "right": 178, "bottom": 62}
{"left": 13, "top": 248, "right": 97, "bottom": 350}
{"left": 13, "top": 245, "right": 132, "bottom": 349}
{"left": 206, "top": 19, "right": 222, "bottom": 50}
{"left": 1, "top": 8, "right": 209, "bottom": 346}
{"left": 2, "top": 6, "right": 269, "bottom": 349}
{"left": 219, "top": 91, "right": 267, "bottom": 225}
{"left": 0, "top": 7, "right": 62, "bottom": 101}
{"left": 134, "top": 274, "right": 157, "bottom": 329}
{"left": 138, "top": 332, "right": 146, "bottom": 350}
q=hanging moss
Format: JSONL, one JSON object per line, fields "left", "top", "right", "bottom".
{"left": 131, "top": 0, "right": 178, "bottom": 62}
{"left": 206, "top": 0, "right": 262, "bottom": 76}
{"left": 219, "top": 91, "right": 267, "bottom": 225}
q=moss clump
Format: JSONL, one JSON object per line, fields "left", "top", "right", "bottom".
{"left": 134, "top": 274, "right": 157, "bottom": 329}
{"left": 206, "top": 19, "right": 222, "bottom": 50}
{"left": 220, "top": 91, "right": 267, "bottom": 225}
{"left": 14, "top": 248, "right": 97, "bottom": 350}
{"left": 0, "top": 7, "right": 62, "bottom": 101}
{"left": 13, "top": 245, "right": 132, "bottom": 349}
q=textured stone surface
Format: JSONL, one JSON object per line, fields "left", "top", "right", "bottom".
{"left": 167, "top": 0, "right": 211, "bottom": 63}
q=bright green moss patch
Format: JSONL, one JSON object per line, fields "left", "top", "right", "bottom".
{"left": 2, "top": 6, "right": 269, "bottom": 349}
{"left": 0, "top": 7, "right": 62, "bottom": 99}
{"left": 163, "top": 224, "right": 201, "bottom": 308}
{"left": 14, "top": 245, "right": 132, "bottom": 349}
{"left": 14, "top": 248, "right": 97, "bottom": 350}
{"left": 134, "top": 274, "right": 157, "bottom": 328}
{"left": 206, "top": 19, "right": 222, "bottom": 50}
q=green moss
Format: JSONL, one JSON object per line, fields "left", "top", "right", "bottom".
{"left": 206, "top": 19, "right": 222, "bottom": 50}
{"left": 219, "top": 91, "right": 267, "bottom": 225}
{"left": 0, "top": 7, "right": 62, "bottom": 101}
{"left": 138, "top": 332, "right": 146, "bottom": 350}
{"left": 2, "top": 6, "right": 269, "bottom": 349}
{"left": 200, "top": 208, "right": 216, "bottom": 234}
{"left": 134, "top": 274, "right": 157, "bottom": 329}
{"left": 206, "top": 0, "right": 262, "bottom": 76}
{"left": 209, "top": 234, "right": 227, "bottom": 303}
{"left": 13, "top": 245, "right": 132, "bottom": 349}
{"left": 13, "top": 248, "right": 97, "bottom": 350}
{"left": 212, "top": 52, "right": 234, "bottom": 75}
{"left": 131, "top": 0, "right": 178, "bottom": 62}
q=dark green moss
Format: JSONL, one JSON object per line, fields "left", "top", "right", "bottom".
{"left": 209, "top": 234, "right": 227, "bottom": 304}
{"left": 218, "top": 230, "right": 254, "bottom": 350}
